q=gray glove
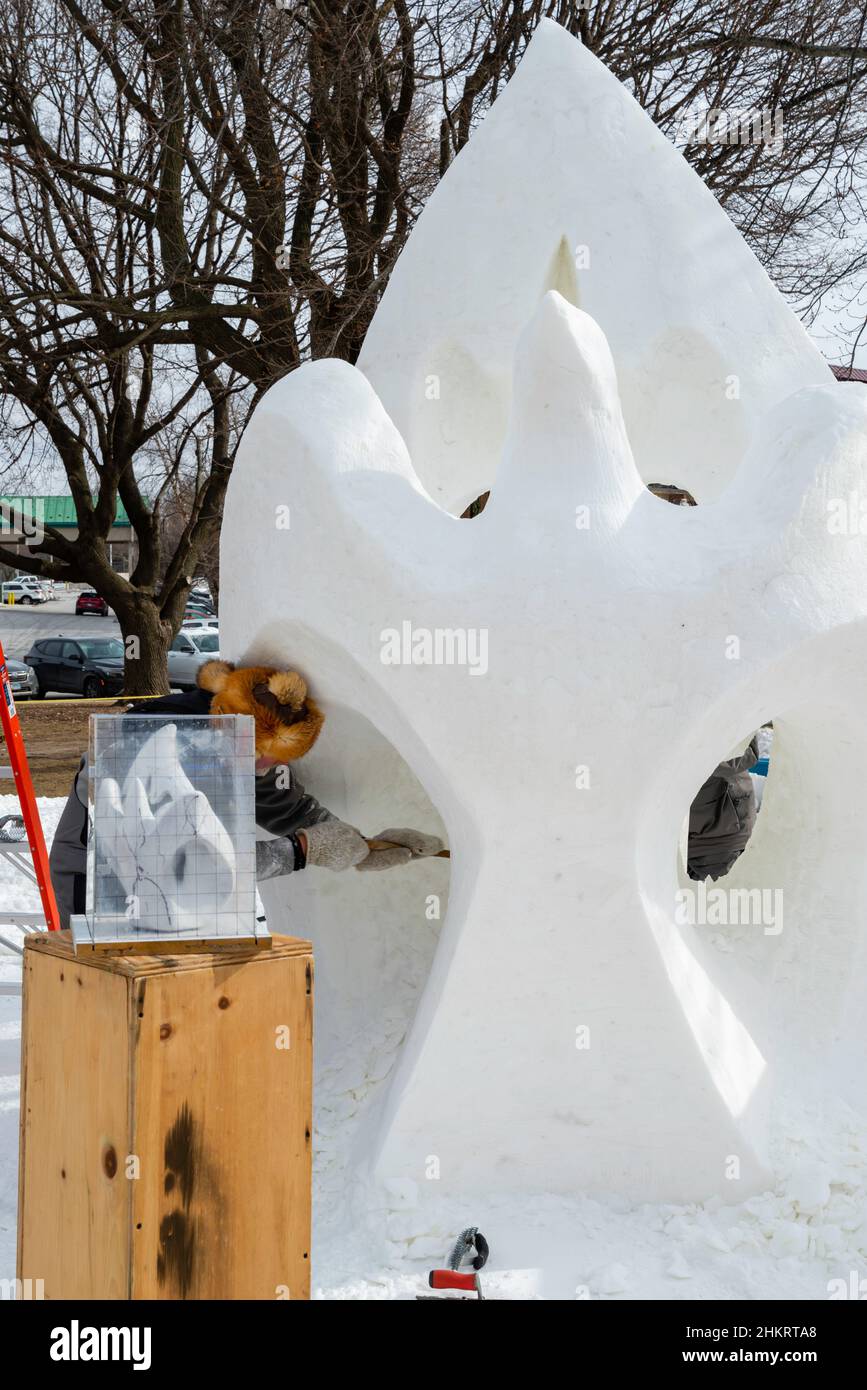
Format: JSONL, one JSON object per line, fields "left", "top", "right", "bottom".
{"left": 256, "top": 820, "right": 370, "bottom": 880}
{"left": 303, "top": 819, "right": 370, "bottom": 871}
{"left": 355, "top": 827, "right": 444, "bottom": 872}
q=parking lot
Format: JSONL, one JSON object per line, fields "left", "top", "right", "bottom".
{"left": 0, "top": 593, "right": 219, "bottom": 793}
{"left": 0, "top": 591, "right": 121, "bottom": 666}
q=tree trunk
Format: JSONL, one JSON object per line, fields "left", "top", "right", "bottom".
{"left": 114, "top": 595, "right": 172, "bottom": 696}
{"left": 200, "top": 554, "right": 219, "bottom": 610}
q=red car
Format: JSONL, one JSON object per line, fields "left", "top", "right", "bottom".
{"left": 75, "top": 590, "right": 110, "bottom": 617}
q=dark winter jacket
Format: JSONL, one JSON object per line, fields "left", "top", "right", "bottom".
{"left": 687, "top": 736, "right": 760, "bottom": 882}
{"left": 48, "top": 687, "right": 333, "bottom": 929}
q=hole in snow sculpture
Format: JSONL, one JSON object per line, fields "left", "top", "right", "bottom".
{"left": 682, "top": 728, "right": 773, "bottom": 884}
{"left": 254, "top": 699, "right": 449, "bottom": 1132}
{"left": 648, "top": 482, "right": 698, "bottom": 508}
{"left": 460, "top": 492, "right": 490, "bottom": 519}
{"left": 221, "top": 19, "right": 867, "bottom": 1213}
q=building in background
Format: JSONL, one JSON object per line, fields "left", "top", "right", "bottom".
{"left": 0, "top": 495, "right": 134, "bottom": 578}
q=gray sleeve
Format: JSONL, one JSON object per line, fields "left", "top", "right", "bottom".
{"left": 47, "top": 757, "right": 89, "bottom": 930}
{"left": 255, "top": 837, "right": 300, "bottom": 882}
{"left": 723, "top": 735, "right": 761, "bottom": 776}
{"left": 253, "top": 765, "right": 335, "bottom": 838}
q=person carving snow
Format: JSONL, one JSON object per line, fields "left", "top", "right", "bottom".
{"left": 48, "top": 659, "right": 444, "bottom": 928}
{"left": 686, "top": 734, "right": 760, "bottom": 882}
{"left": 198, "top": 659, "right": 443, "bottom": 879}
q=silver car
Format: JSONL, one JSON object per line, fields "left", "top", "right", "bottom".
{"left": 5, "top": 657, "right": 39, "bottom": 698}
{"left": 167, "top": 628, "right": 220, "bottom": 690}
{"left": 181, "top": 616, "right": 220, "bottom": 633}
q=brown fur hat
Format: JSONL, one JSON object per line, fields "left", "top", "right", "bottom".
{"left": 197, "top": 660, "right": 324, "bottom": 762}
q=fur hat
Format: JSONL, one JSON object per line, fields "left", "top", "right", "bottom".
{"left": 197, "top": 660, "right": 324, "bottom": 762}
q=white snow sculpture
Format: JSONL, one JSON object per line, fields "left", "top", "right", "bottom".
{"left": 222, "top": 20, "right": 867, "bottom": 1210}
{"left": 359, "top": 20, "right": 832, "bottom": 511}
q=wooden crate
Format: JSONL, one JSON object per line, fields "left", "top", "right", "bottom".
{"left": 17, "top": 930, "right": 313, "bottom": 1300}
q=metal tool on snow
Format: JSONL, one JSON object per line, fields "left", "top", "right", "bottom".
{"left": 365, "top": 837, "right": 451, "bottom": 858}
{"left": 417, "top": 1227, "right": 489, "bottom": 1300}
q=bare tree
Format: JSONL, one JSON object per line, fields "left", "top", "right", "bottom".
{"left": 0, "top": 0, "right": 448, "bottom": 690}
{"left": 0, "top": 0, "right": 865, "bottom": 692}
{"left": 158, "top": 445, "right": 223, "bottom": 606}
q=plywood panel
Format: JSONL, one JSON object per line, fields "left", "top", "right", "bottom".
{"left": 26, "top": 929, "right": 310, "bottom": 977}
{"left": 18, "top": 932, "right": 313, "bottom": 1300}
{"left": 130, "top": 951, "right": 313, "bottom": 1299}
{"left": 18, "top": 947, "right": 131, "bottom": 1298}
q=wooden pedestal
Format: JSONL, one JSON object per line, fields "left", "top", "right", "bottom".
{"left": 17, "top": 930, "right": 313, "bottom": 1300}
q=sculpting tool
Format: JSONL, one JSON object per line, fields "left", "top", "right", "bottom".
{"left": 365, "top": 838, "right": 450, "bottom": 858}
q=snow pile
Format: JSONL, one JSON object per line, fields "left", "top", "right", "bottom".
{"left": 1, "top": 797, "right": 865, "bottom": 1297}
{"left": 310, "top": 1013, "right": 867, "bottom": 1299}
{"left": 0, "top": 795, "right": 64, "bottom": 1277}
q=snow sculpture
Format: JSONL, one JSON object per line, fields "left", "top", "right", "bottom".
{"left": 222, "top": 20, "right": 867, "bottom": 1211}
{"left": 359, "top": 21, "right": 832, "bottom": 510}
{"left": 75, "top": 715, "right": 258, "bottom": 947}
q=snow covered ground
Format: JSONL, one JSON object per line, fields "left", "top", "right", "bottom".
{"left": 0, "top": 795, "right": 65, "bottom": 1284}
{"left": 1, "top": 793, "right": 865, "bottom": 1300}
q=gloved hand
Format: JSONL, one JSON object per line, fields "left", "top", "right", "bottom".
{"left": 356, "top": 827, "right": 444, "bottom": 872}
{"left": 302, "top": 819, "right": 370, "bottom": 871}
{"left": 256, "top": 820, "right": 370, "bottom": 880}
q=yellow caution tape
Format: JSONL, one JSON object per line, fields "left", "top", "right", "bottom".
{"left": 27, "top": 694, "right": 170, "bottom": 707}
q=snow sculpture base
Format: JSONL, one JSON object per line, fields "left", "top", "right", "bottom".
{"left": 222, "top": 20, "right": 867, "bottom": 1216}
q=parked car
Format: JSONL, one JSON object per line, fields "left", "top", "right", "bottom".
{"left": 24, "top": 637, "right": 125, "bottom": 698}
{"left": 1, "top": 581, "right": 45, "bottom": 605}
{"left": 75, "top": 590, "right": 110, "bottom": 616}
{"left": 17, "top": 574, "right": 53, "bottom": 599}
{"left": 181, "top": 616, "right": 219, "bottom": 633}
{"left": 185, "top": 596, "right": 216, "bottom": 614}
{"left": 4, "top": 658, "right": 39, "bottom": 699}
{"left": 167, "top": 629, "right": 220, "bottom": 690}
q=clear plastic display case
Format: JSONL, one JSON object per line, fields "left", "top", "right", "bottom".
{"left": 70, "top": 713, "right": 262, "bottom": 950}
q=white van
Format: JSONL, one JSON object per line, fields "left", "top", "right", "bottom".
{"left": 2, "top": 581, "right": 44, "bottom": 604}
{"left": 16, "top": 574, "right": 52, "bottom": 599}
